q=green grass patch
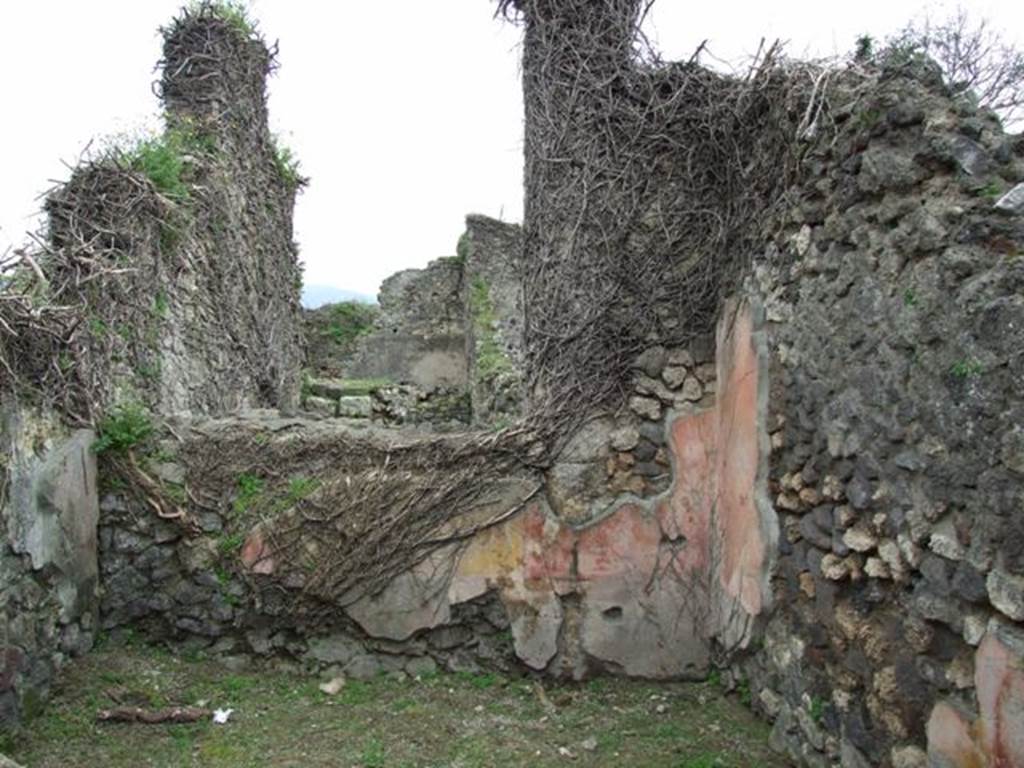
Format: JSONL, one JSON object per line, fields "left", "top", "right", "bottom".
{"left": 217, "top": 532, "right": 245, "bottom": 555}
{"left": 7, "top": 646, "right": 785, "bottom": 768}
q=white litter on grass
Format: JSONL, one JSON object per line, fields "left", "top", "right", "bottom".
{"left": 212, "top": 708, "right": 234, "bottom": 724}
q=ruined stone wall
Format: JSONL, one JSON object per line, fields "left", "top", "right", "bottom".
{"left": 303, "top": 302, "right": 379, "bottom": 379}
{"left": 344, "top": 258, "right": 467, "bottom": 391}
{"left": 303, "top": 215, "right": 525, "bottom": 428}
{"left": 732, "top": 71, "right": 1024, "bottom": 767}
{"left": 1, "top": 5, "right": 304, "bottom": 729}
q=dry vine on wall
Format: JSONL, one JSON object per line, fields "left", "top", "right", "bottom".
{"left": 500, "top": 0, "right": 832, "bottom": 450}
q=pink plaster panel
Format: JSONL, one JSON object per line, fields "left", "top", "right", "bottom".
{"left": 715, "top": 304, "right": 767, "bottom": 617}
{"left": 976, "top": 633, "right": 1024, "bottom": 767}
{"left": 927, "top": 631, "right": 1024, "bottom": 768}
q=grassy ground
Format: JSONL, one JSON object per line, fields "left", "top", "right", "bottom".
{"left": 3, "top": 644, "right": 787, "bottom": 768}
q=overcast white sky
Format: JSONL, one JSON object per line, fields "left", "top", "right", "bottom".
{"left": 1, "top": 1, "right": 1021, "bottom": 299}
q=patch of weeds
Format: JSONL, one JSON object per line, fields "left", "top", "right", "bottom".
{"left": 116, "top": 122, "right": 213, "bottom": 201}
{"left": 469, "top": 277, "right": 512, "bottom": 383}
{"left": 736, "top": 679, "right": 752, "bottom": 707}
{"left": 88, "top": 316, "right": 110, "bottom": 337}
{"left": 392, "top": 697, "right": 417, "bottom": 712}
{"left": 903, "top": 288, "right": 917, "bottom": 307}
{"left": 98, "top": 472, "right": 127, "bottom": 494}
{"left": 168, "top": 724, "right": 197, "bottom": 756}
{"left": 136, "top": 360, "right": 160, "bottom": 380}
{"left": 489, "top": 416, "right": 512, "bottom": 432}
{"left": 339, "top": 680, "right": 376, "bottom": 706}
{"left": 951, "top": 358, "right": 984, "bottom": 378}
{"left": 977, "top": 180, "right": 1004, "bottom": 198}
{"left": 706, "top": 668, "right": 722, "bottom": 688}
{"left": 164, "top": 482, "right": 188, "bottom": 505}
{"left": 680, "top": 752, "right": 730, "bottom": 768}
{"left": 93, "top": 403, "right": 153, "bottom": 454}
{"left": 217, "top": 532, "right": 245, "bottom": 555}
{"left": 455, "top": 231, "right": 471, "bottom": 263}
{"left": 233, "top": 472, "right": 264, "bottom": 514}
{"left": 218, "top": 675, "right": 256, "bottom": 696}
{"left": 0, "top": 729, "right": 16, "bottom": 754}
{"left": 856, "top": 108, "right": 882, "bottom": 131}
{"left": 853, "top": 33, "right": 874, "bottom": 62}
{"left": 159, "top": 222, "right": 184, "bottom": 254}
{"left": 456, "top": 671, "right": 500, "bottom": 690}
{"left": 809, "top": 695, "right": 826, "bottom": 725}
{"left": 338, "top": 378, "right": 390, "bottom": 396}
{"left": 300, "top": 370, "right": 313, "bottom": 406}
{"left": 273, "top": 476, "right": 319, "bottom": 511}
{"left": 152, "top": 291, "right": 170, "bottom": 319}
{"left": 654, "top": 722, "right": 688, "bottom": 741}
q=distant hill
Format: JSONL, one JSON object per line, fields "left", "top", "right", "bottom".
{"left": 301, "top": 284, "right": 376, "bottom": 309}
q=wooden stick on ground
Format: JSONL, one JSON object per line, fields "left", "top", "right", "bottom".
{"left": 96, "top": 706, "right": 211, "bottom": 724}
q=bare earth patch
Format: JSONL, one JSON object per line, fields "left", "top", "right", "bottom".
{"left": 3, "top": 644, "right": 786, "bottom": 767}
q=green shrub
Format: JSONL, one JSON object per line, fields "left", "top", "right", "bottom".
{"left": 93, "top": 404, "right": 154, "bottom": 454}
{"left": 271, "top": 137, "right": 304, "bottom": 190}
{"left": 323, "top": 301, "right": 378, "bottom": 348}
{"left": 117, "top": 123, "right": 214, "bottom": 201}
